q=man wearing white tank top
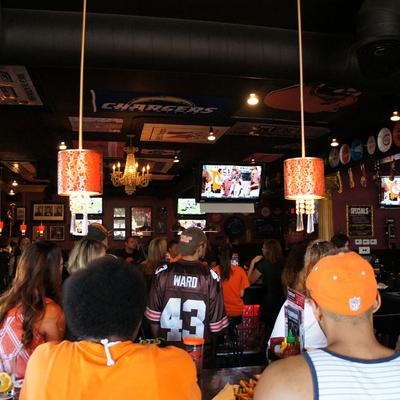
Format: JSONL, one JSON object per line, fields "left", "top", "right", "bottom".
{"left": 255, "top": 251, "right": 400, "bottom": 400}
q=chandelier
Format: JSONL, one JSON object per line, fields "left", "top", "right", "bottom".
{"left": 111, "top": 135, "right": 151, "bottom": 195}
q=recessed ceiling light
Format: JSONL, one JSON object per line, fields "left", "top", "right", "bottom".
{"left": 247, "top": 93, "right": 259, "bottom": 106}
{"left": 391, "top": 111, "right": 400, "bottom": 122}
{"left": 173, "top": 155, "right": 180, "bottom": 163}
{"left": 208, "top": 127, "right": 216, "bottom": 141}
{"left": 59, "top": 141, "right": 67, "bottom": 150}
{"left": 11, "top": 180, "right": 18, "bottom": 187}
{"left": 330, "top": 138, "right": 339, "bottom": 147}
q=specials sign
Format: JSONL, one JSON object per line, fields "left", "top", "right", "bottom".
{"left": 346, "top": 205, "right": 374, "bottom": 237}
{"left": 91, "top": 90, "right": 228, "bottom": 115}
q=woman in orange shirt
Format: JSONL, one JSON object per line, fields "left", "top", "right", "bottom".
{"left": 0, "top": 241, "right": 65, "bottom": 380}
{"left": 214, "top": 244, "right": 249, "bottom": 327}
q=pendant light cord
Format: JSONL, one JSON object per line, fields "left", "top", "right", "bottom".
{"left": 297, "top": 0, "right": 305, "bottom": 158}
{"left": 78, "top": 0, "right": 87, "bottom": 150}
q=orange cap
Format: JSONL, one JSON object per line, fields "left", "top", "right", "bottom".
{"left": 183, "top": 337, "right": 205, "bottom": 346}
{"left": 306, "top": 252, "right": 378, "bottom": 315}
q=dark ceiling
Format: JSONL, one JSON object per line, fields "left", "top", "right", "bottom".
{"left": 0, "top": 0, "right": 399, "bottom": 198}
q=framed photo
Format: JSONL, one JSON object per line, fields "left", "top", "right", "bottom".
{"left": 113, "top": 230, "right": 126, "bottom": 241}
{"left": 16, "top": 207, "right": 25, "bottom": 222}
{"left": 33, "top": 203, "right": 65, "bottom": 221}
{"left": 49, "top": 226, "right": 65, "bottom": 241}
{"left": 32, "top": 225, "right": 48, "bottom": 241}
{"left": 131, "top": 206, "right": 152, "bottom": 237}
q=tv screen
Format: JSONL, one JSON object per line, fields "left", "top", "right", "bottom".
{"left": 88, "top": 198, "right": 102, "bottom": 214}
{"left": 177, "top": 198, "right": 204, "bottom": 215}
{"left": 199, "top": 163, "right": 263, "bottom": 202}
{"left": 379, "top": 176, "right": 400, "bottom": 208}
{"left": 178, "top": 219, "right": 207, "bottom": 230}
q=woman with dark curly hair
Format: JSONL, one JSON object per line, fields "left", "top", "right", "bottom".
{"left": 0, "top": 241, "right": 65, "bottom": 379}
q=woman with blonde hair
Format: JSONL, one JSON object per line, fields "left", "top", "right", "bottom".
{"left": 269, "top": 239, "right": 335, "bottom": 349}
{"left": 67, "top": 239, "right": 106, "bottom": 274}
{"left": 142, "top": 238, "right": 167, "bottom": 287}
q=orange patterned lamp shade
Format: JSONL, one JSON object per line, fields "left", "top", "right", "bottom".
{"left": 284, "top": 157, "right": 325, "bottom": 200}
{"left": 0, "top": 220, "right": 3, "bottom": 234}
{"left": 57, "top": 150, "right": 103, "bottom": 196}
{"left": 284, "top": 157, "right": 325, "bottom": 233}
{"left": 37, "top": 223, "right": 45, "bottom": 236}
{"left": 20, "top": 223, "right": 27, "bottom": 235}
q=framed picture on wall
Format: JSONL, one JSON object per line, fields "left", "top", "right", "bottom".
{"left": 49, "top": 226, "right": 65, "bottom": 241}
{"left": 32, "top": 203, "right": 65, "bottom": 221}
{"left": 16, "top": 207, "right": 26, "bottom": 222}
{"left": 131, "top": 206, "right": 152, "bottom": 236}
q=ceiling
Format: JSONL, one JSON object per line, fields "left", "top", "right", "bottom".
{"left": 0, "top": 0, "right": 399, "bottom": 199}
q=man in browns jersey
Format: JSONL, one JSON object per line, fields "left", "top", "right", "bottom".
{"left": 145, "top": 227, "right": 228, "bottom": 365}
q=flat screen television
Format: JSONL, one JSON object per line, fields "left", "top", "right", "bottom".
{"left": 88, "top": 197, "right": 103, "bottom": 214}
{"left": 178, "top": 219, "right": 207, "bottom": 230}
{"left": 198, "top": 163, "right": 263, "bottom": 202}
{"left": 177, "top": 198, "right": 205, "bottom": 215}
{"left": 379, "top": 176, "right": 400, "bottom": 208}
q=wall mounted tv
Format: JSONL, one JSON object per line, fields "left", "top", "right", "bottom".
{"left": 177, "top": 219, "right": 207, "bottom": 230}
{"left": 87, "top": 197, "right": 103, "bottom": 214}
{"left": 177, "top": 198, "right": 205, "bottom": 215}
{"left": 198, "top": 163, "right": 263, "bottom": 202}
{"left": 379, "top": 176, "right": 400, "bottom": 208}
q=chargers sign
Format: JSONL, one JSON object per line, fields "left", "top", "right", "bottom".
{"left": 91, "top": 90, "right": 228, "bottom": 115}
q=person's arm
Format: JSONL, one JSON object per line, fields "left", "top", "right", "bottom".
{"left": 248, "top": 255, "right": 264, "bottom": 284}
{"left": 208, "top": 270, "right": 229, "bottom": 335}
{"left": 38, "top": 303, "right": 65, "bottom": 342}
{"left": 144, "top": 266, "right": 166, "bottom": 337}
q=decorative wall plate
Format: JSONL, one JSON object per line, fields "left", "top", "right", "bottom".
{"left": 350, "top": 139, "right": 363, "bottom": 161}
{"left": 366, "top": 135, "right": 376, "bottom": 155}
{"left": 339, "top": 144, "right": 351, "bottom": 165}
{"left": 328, "top": 147, "right": 340, "bottom": 168}
{"left": 377, "top": 127, "right": 392, "bottom": 152}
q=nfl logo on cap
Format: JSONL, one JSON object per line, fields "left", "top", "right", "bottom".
{"left": 349, "top": 297, "right": 361, "bottom": 312}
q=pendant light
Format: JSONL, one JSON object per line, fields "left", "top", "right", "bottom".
{"left": 57, "top": 0, "right": 103, "bottom": 236}
{"left": 283, "top": 0, "right": 325, "bottom": 233}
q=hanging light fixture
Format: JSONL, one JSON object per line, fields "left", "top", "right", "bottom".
{"left": 207, "top": 126, "right": 216, "bottom": 141}
{"left": 8, "top": 189, "right": 15, "bottom": 196}
{"left": 11, "top": 180, "right": 18, "bottom": 187}
{"left": 330, "top": 138, "right": 339, "bottom": 147}
{"left": 37, "top": 223, "right": 45, "bottom": 237}
{"left": 247, "top": 93, "right": 259, "bottom": 106}
{"left": 59, "top": 141, "right": 67, "bottom": 150}
{"left": 173, "top": 154, "right": 180, "bottom": 163}
{"left": 57, "top": 0, "right": 103, "bottom": 236}
{"left": 20, "top": 222, "right": 27, "bottom": 236}
{"left": 390, "top": 111, "right": 400, "bottom": 122}
{"left": 111, "top": 135, "right": 151, "bottom": 195}
{"left": 283, "top": 0, "right": 325, "bottom": 234}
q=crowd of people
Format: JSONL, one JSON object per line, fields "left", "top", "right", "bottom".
{"left": 0, "top": 225, "right": 398, "bottom": 399}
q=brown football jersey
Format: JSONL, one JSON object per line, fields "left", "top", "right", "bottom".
{"left": 145, "top": 259, "right": 228, "bottom": 343}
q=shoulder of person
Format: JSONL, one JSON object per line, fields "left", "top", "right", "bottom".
{"left": 151, "top": 344, "right": 196, "bottom": 367}
{"left": 43, "top": 299, "right": 64, "bottom": 320}
{"left": 254, "top": 355, "right": 312, "bottom": 400}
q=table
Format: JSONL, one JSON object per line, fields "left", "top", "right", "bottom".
{"left": 201, "top": 366, "right": 264, "bottom": 400}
